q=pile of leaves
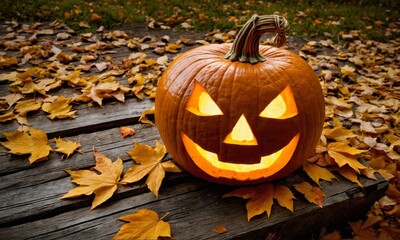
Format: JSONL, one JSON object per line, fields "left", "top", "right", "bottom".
{"left": 0, "top": 18, "right": 399, "bottom": 239}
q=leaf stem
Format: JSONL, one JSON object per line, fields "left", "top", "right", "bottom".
{"left": 160, "top": 212, "right": 170, "bottom": 220}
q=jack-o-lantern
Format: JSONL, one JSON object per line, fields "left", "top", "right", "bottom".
{"left": 155, "top": 15, "right": 325, "bottom": 185}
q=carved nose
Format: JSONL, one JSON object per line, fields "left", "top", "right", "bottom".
{"left": 223, "top": 114, "right": 258, "bottom": 146}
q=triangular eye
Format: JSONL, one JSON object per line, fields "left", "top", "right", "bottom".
{"left": 186, "top": 81, "right": 223, "bottom": 116}
{"left": 259, "top": 85, "right": 298, "bottom": 119}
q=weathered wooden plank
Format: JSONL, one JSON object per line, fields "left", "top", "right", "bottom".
{"left": 0, "top": 171, "right": 387, "bottom": 239}
{"left": 0, "top": 97, "right": 154, "bottom": 139}
{"left": 0, "top": 123, "right": 160, "bottom": 188}
{"left": 0, "top": 122, "right": 188, "bottom": 227}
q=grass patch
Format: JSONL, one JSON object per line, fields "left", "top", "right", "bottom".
{"left": 1, "top": 0, "right": 399, "bottom": 41}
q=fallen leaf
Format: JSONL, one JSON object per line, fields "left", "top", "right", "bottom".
{"left": 294, "top": 181, "right": 324, "bottom": 208}
{"left": 120, "top": 126, "right": 135, "bottom": 138}
{"left": 1, "top": 128, "right": 52, "bottom": 163}
{"left": 0, "top": 71, "right": 18, "bottom": 82}
{"left": 303, "top": 162, "right": 337, "bottom": 186}
{"left": 61, "top": 149, "right": 123, "bottom": 209}
{"left": 54, "top": 137, "right": 81, "bottom": 158}
{"left": 321, "top": 230, "right": 341, "bottom": 240}
{"left": 113, "top": 209, "right": 171, "bottom": 240}
{"left": 327, "top": 142, "right": 367, "bottom": 173}
{"left": 0, "top": 111, "right": 16, "bottom": 122}
{"left": 340, "top": 65, "right": 356, "bottom": 78}
{"left": 91, "top": 13, "right": 102, "bottom": 21}
{"left": 223, "top": 183, "right": 295, "bottom": 221}
{"left": 41, "top": 96, "right": 77, "bottom": 119}
{"left": 14, "top": 98, "right": 42, "bottom": 116}
{"left": 139, "top": 106, "right": 155, "bottom": 125}
{"left": 165, "top": 43, "right": 180, "bottom": 53}
{"left": 213, "top": 225, "right": 228, "bottom": 234}
{"left": 348, "top": 220, "right": 377, "bottom": 240}
{"left": 121, "top": 141, "right": 180, "bottom": 198}
{"left": 335, "top": 165, "right": 363, "bottom": 187}
{"left": 0, "top": 93, "right": 24, "bottom": 109}
{"left": 0, "top": 56, "right": 18, "bottom": 68}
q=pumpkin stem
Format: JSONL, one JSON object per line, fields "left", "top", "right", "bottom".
{"left": 225, "top": 14, "right": 289, "bottom": 64}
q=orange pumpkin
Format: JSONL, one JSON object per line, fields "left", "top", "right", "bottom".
{"left": 155, "top": 15, "right": 325, "bottom": 185}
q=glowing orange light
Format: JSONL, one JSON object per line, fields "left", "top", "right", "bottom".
{"left": 223, "top": 114, "right": 257, "bottom": 145}
{"left": 181, "top": 132, "right": 300, "bottom": 180}
{"left": 259, "top": 85, "right": 298, "bottom": 119}
{"left": 186, "top": 81, "right": 223, "bottom": 116}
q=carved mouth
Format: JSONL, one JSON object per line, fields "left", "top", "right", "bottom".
{"left": 181, "top": 132, "right": 300, "bottom": 181}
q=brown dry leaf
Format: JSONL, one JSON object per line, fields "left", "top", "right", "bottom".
{"left": 303, "top": 162, "right": 337, "bottom": 186}
{"left": 348, "top": 220, "right": 378, "bottom": 240}
{"left": 0, "top": 71, "right": 18, "bottom": 82}
{"left": 0, "top": 93, "right": 24, "bottom": 109}
{"left": 113, "top": 209, "right": 171, "bottom": 240}
{"left": 80, "top": 78, "right": 130, "bottom": 106}
{"left": 213, "top": 225, "right": 228, "bottom": 234}
{"left": 294, "top": 181, "right": 325, "bottom": 208}
{"left": 139, "top": 106, "right": 155, "bottom": 125}
{"left": 54, "top": 137, "right": 81, "bottom": 158}
{"left": 120, "top": 126, "right": 135, "bottom": 138}
{"left": 121, "top": 141, "right": 180, "bottom": 198}
{"left": 91, "top": 13, "right": 102, "bottom": 21}
{"left": 327, "top": 142, "right": 367, "bottom": 173}
{"left": 41, "top": 96, "right": 77, "bottom": 119}
{"left": 223, "top": 183, "right": 295, "bottom": 221}
{"left": 1, "top": 128, "right": 52, "bottom": 163}
{"left": 386, "top": 184, "right": 400, "bottom": 201}
{"left": 61, "top": 149, "right": 123, "bottom": 210}
{"left": 321, "top": 230, "right": 341, "bottom": 240}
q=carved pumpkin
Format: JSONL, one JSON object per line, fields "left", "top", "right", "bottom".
{"left": 155, "top": 15, "right": 325, "bottom": 185}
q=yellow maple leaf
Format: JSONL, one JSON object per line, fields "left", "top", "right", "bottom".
{"left": 113, "top": 209, "right": 171, "bottom": 240}
{"left": 294, "top": 181, "right": 325, "bottom": 208}
{"left": 54, "top": 137, "right": 81, "bottom": 158}
{"left": 340, "top": 65, "right": 357, "bottom": 78}
{"left": 323, "top": 118, "right": 356, "bottom": 142}
{"left": 327, "top": 142, "right": 367, "bottom": 173}
{"left": 61, "top": 149, "right": 123, "bottom": 209}
{"left": 14, "top": 98, "right": 42, "bottom": 116}
{"left": 303, "top": 162, "right": 337, "bottom": 186}
{"left": 41, "top": 96, "right": 77, "bottom": 119}
{"left": 223, "top": 183, "right": 295, "bottom": 221}
{"left": 335, "top": 165, "right": 362, "bottom": 187}
{"left": 121, "top": 141, "right": 181, "bottom": 198}
{"left": 1, "top": 128, "right": 52, "bottom": 164}
{"left": 61, "top": 70, "right": 87, "bottom": 87}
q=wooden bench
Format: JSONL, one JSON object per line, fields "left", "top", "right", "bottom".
{"left": 0, "top": 23, "right": 388, "bottom": 239}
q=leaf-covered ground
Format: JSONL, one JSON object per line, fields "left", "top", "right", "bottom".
{"left": 0, "top": 14, "right": 399, "bottom": 239}
{"left": 1, "top": 0, "right": 399, "bottom": 42}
